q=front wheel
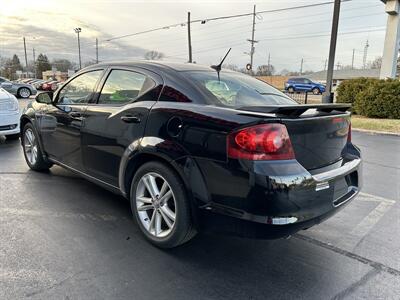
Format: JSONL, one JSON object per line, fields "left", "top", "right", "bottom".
{"left": 130, "top": 161, "right": 196, "bottom": 248}
{"left": 312, "top": 87, "right": 321, "bottom": 95}
{"left": 22, "top": 123, "right": 53, "bottom": 171}
{"left": 287, "top": 87, "right": 295, "bottom": 93}
{"left": 17, "top": 87, "right": 31, "bottom": 98}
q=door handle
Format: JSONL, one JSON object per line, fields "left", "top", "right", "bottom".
{"left": 69, "top": 112, "right": 82, "bottom": 118}
{"left": 121, "top": 115, "right": 141, "bottom": 124}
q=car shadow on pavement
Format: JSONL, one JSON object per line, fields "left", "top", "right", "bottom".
{"left": 0, "top": 145, "right": 374, "bottom": 299}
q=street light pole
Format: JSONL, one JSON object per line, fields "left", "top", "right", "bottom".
{"left": 322, "top": 0, "right": 341, "bottom": 103}
{"left": 74, "top": 27, "right": 82, "bottom": 69}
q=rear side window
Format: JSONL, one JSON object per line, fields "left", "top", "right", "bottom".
{"left": 187, "top": 71, "right": 296, "bottom": 107}
{"left": 98, "top": 70, "right": 154, "bottom": 104}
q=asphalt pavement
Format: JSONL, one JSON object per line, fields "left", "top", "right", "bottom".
{"left": 0, "top": 98, "right": 399, "bottom": 299}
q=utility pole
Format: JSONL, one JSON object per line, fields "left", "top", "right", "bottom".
{"left": 187, "top": 12, "right": 192, "bottom": 63}
{"left": 32, "top": 48, "right": 36, "bottom": 78}
{"left": 351, "top": 49, "right": 355, "bottom": 69}
{"left": 23, "top": 37, "right": 28, "bottom": 78}
{"left": 363, "top": 40, "right": 369, "bottom": 69}
{"left": 300, "top": 58, "right": 304, "bottom": 75}
{"left": 324, "top": 59, "right": 328, "bottom": 71}
{"left": 96, "top": 38, "right": 99, "bottom": 63}
{"left": 267, "top": 52, "right": 271, "bottom": 74}
{"left": 322, "top": 0, "right": 341, "bottom": 104}
{"left": 247, "top": 5, "right": 258, "bottom": 72}
{"left": 74, "top": 27, "right": 82, "bottom": 69}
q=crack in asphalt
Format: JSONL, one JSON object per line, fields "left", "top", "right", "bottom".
{"left": 363, "top": 160, "right": 400, "bottom": 170}
{"left": 295, "top": 234, "right": 400, "bottom": 277}
{"left": 24, "top": 270, "right": 85, "bottom": 298}
{"left": 330, "top": 268, "right": 380, "bottom": 300}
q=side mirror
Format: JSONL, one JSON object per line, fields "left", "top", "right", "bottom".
{"left": 36, "top": 92, "right": 53, "bottom": 104}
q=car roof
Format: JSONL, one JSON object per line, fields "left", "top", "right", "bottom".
{"left": 86, "top": 60, "right": 233, "bottom": 73}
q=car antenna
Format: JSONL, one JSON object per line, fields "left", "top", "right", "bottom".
{"left": 211, "top": 48, "right": 231, "bottom": 82}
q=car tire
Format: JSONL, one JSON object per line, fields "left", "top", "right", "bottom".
{"left": 17, "top": 87, "right": 31, "bottom": 98}
{"left": 130, "top": 161, "right": 196, "bottom": 248}
{"left": 312, "top": 87, "right": 320, "bottom": 95}
{"left": 288, "top": 87, "right": 295, "bottom": 93}
{"left": 22, "top": 123, "right": 53, "bottom": 171}
{"left": 6, "top": 133, "right": 20, "bottom": 140}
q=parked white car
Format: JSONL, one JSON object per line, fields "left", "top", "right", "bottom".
{"left": 0, "top": 88, "right": 20, "bottom": 139}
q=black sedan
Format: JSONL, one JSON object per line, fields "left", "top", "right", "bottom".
{"left": 19, "top": 61, "right": 362, "bottom": 248}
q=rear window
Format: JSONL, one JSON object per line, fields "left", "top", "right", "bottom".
{"left": 187, "top": 71, "right": 296, "bottom": 107}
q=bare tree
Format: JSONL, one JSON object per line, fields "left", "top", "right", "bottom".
{"left": 368, "top": 57, "right": 382, "bottom": 69}
{"left": 144, "top": 51, "right": 164, "bottom": 60}
{"left": 256, "top": 64, "right": 275, "bottom": 76}
{"left": 222, "top": 64, "right": 239, "bottom": 71}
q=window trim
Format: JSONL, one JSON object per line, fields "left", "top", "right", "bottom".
{"left": 92, "top": 67, "right": 157, "bottom": 107}
{"left": 54, "top": 69, "right": 105, "bottom": 106}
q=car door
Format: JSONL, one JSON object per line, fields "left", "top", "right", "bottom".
{"left": 81, "top": 67, "right": 162, "bottom": 187}
{"left": 294, "top": 78, "right": 305, "bottom": 91}
{"left": 39, "top": 69, "right": 104, "bottom": 171}
{"left": 303, "top": 78, "right": 313, "bottom": 92}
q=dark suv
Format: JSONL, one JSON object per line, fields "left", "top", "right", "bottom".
{"left": 285, "top": 77, "right": 326, "bottom": 95}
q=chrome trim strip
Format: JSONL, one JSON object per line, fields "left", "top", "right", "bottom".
{"left": 49, "top": 158, "right": 121, "bottom": 191}
{"left": 312, "top": 158, "right": 361, "bottom": 183}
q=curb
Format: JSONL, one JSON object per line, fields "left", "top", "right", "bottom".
{"left": 352, "top": 128, "right": 400, "bottom": 137}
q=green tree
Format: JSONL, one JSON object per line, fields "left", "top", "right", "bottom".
{"left": 36, "top": 53, "right": 51, "bottom": 79}
{"left": 11, "top": 54, "right": 23, "bottom": 71}
{"left": 2, "top": 55, "right": 23, "bottom": 80}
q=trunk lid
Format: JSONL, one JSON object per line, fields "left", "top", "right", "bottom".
{"left": 238, "top": 104, "right": 351, "bottom": 170}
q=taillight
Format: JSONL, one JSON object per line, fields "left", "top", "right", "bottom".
{"left": 347, "top": 123, "right": 351, "bottom": 142}
{"left": 227, "top": 123, "right": 295, "bottom": 160}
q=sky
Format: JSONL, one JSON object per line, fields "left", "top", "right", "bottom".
{"left": 0, "top": 0, "right": 388, "bottom": 72}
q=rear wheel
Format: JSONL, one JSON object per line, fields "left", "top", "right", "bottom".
{"left": 17, "top": 87, "right": 31, "bottom": 98}
{"left": 287, "top": 87, "right": 295, "bottom": 93}
{"left": 312, "top": 87, "right": 320, "bottom": 95}
{"left": 130, "top": 161, "right": 196, "bottom": 248}
{"left": 22, "top": 123, "right": 52, "bottom": 171}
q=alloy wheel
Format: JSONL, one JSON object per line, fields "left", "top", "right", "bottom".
{"left": 19, "top": 88, "right": 30, "bottom": 98}
{"left": 24, "top": 128, "right": 38, "bottom": 165}
{"left": 136, "top": 172, "right": 176, "bottom": 238}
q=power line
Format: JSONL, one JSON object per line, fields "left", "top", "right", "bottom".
{"left": 99, "top": 0, "right": 352, "bottom": 43}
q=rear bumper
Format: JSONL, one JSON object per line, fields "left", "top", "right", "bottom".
{"left": 196, "top": 149, "right": 362, "bottom": 239}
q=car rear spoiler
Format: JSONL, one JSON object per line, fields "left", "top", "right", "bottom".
{"left": 239, "top": 104, "right": 351, "bottom": 117}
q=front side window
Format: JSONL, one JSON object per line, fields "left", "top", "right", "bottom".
{"left": 58, "top": 70, "right": 103, "bottom": 104}
{"left": 98, "top": 70, "right": 153, "bottom": 104}
{"left": 187, "top": 71, "right": 296, "bottom": 107}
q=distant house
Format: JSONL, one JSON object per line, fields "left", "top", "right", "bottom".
{"left": 307, "top": 69, "right": 381, "bottom": 85}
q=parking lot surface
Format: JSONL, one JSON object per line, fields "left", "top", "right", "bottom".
{"left": 0, "top": 98, "right": 399, "bottom": 299}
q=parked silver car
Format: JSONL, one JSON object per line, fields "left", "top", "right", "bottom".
{"left": 0, "top": 77, "right": 37, "bottom": 98}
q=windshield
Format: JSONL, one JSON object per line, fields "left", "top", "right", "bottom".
{"left": 187, "top": 71, "right": 296, "bottom": 107}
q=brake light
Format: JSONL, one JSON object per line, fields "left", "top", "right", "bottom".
{"left": 347, "top": 123, "right": 351, "bottom": 142}
{"left": 227, "top": 124, "right": 295, "bottom": 160}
